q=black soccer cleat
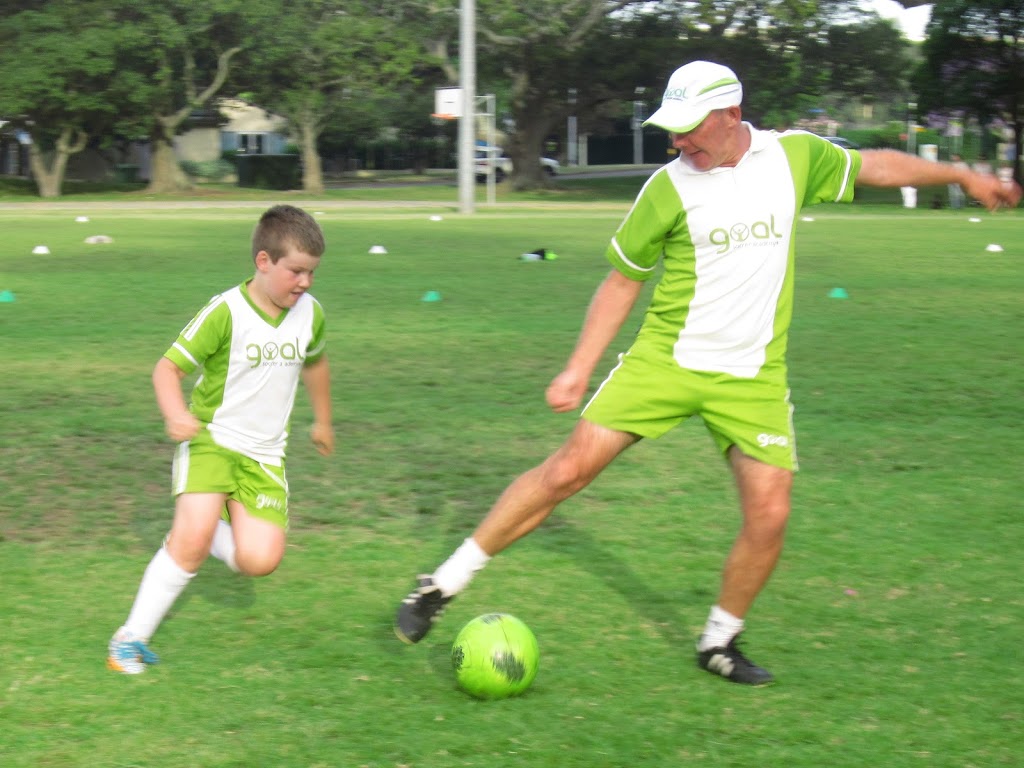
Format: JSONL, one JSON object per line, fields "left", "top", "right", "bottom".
{"left": 394, "top": 575, "right": 453, "bottom": 644}
{"left": 696, "top": 634, "right": 775, "bottom": 686}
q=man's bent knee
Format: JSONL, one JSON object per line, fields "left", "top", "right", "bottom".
{"left": 539, "top": 452, "right": 596, "bottom": 499}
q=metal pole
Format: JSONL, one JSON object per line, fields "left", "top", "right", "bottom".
{"left": 567, "top": 88, "right": 578, "bottom": 167}
{"left": 907, "top": 101, "right": 917, "bottom": 156}
{"left": 632, "top": 87, "right": 646, "bottom": 165}
{"left": 458, "top": 0, "right": 476, "bottom": 214}
{"left": 633, "top": 101, "right": 643, "bottom": 165}
{"left": 487, "top": 94, "right": 496, "bottom": 205}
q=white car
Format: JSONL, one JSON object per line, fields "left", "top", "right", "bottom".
{"left": 474, "top": 146, "right": 559, "bottom": 182}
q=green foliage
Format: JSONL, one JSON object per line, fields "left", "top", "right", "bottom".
{"left": 823, "top": 16, "right": 911, "bottom": 102}
{"left": 842, "top": 126, "right": 902, "bottom": 150}
{"left": 179, "top": 158, "right": 236, "bottom": 181}
{"left": 238, "top": 1, "right": 431, "bottom": 148}
{"left": 916, "top": 0, "right": 1024, "bottom": 175}
{"left": 0, "top": 1, "right": 128, "bottom": 143}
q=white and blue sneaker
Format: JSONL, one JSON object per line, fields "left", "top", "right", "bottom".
{"left": 107, "top": 628, "right": 159, "bottom": 675}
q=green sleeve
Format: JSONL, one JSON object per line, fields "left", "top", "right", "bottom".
{"left": 304, "top": 297, "right": 327, "bottom": 365}
{"left": 780, "top": 133, "right": 862, "bottom": 208}
{"left": 163, "top": 297, "right": 232, "bottom": 374}
{"left": 605, "top": 169, "right": 685, "bottom": 281}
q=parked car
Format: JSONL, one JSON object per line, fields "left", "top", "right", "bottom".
{"left": 474, "top": 146, "right": 559, "bottom": 182}
{"left": 822, "top": 136, "right": 860, "bottom": 150}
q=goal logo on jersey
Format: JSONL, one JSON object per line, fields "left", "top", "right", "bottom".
{"left": 246, "top": 338, "right": 307, "bottom": 368}
{"left": 708, "top": 214, "right": 784, "bottom": 254}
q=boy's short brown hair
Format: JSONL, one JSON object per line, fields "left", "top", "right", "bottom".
{"left": 252, "top": 205, "right": 326, "bottom": 262}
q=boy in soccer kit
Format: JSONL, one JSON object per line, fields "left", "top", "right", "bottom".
{"left": 108, "top": 204, "right": 334, "bottom": 674}
{"left": 395, "top": 61, "right": 1021, "bottom": 684}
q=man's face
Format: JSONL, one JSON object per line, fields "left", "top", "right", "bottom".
{"left": 670, "top": 108, "right": 743, "bottom": 171}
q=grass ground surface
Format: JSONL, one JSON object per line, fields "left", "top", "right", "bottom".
{"left": 1, "top": 176, "right": 1021, "bottom": 767}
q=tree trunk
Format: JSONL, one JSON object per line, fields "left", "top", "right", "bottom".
{"left": 27, "top": 127, "right": 88, "bottom": 199}
{"left": 507, "top": 72, "right": 558, "bottom": 191}
{"left": 145, "top": 46, "right": 242, "bottom": 194}
{"left": 298, "top": 118, "right": 324, "bottom": 194}
{"left": 146, "top": 128, "right": 192, "bottom": 193}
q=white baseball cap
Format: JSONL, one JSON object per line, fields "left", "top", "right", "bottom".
{"left": 643, "top": 61, "right": 743, "bottom": 133}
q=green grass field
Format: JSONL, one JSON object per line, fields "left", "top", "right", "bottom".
{"left": 1, "top": 182, "right": 1022, "bottom": 767}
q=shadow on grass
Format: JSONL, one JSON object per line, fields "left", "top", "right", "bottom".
{"left": 542, "top": 519, "right": 713, "bottom": 654}
{"left": 174, "top": 563, "right": 256, "bottom": 613}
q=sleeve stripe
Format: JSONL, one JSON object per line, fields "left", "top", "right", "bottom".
{"left": 182, "top": 295, "right": 226, "bottom": 341}
{"left": 835, "top": 149, "right": 853, "bottom": 202}
{"left": 306, "top": 339, "right": 326, "bottom": 359}
{"left": 611, "top": 236, "right": 657, "bottom": 273}
{"left": 171, "top": 342, "right": 199, "bottom": 367}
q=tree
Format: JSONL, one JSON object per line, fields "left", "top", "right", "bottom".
{"left": 109, "top": 0, "right": 246, "bottom": 193}
{"left": 240, "top": 0, "right": 429, "bottom": 193}
{"left": 917, "top": 1, "right": 1024, "bottom": 181}
{"left": 0, "top": 2, "right": 130, "bottom": 197}
{"left": 410, "top": 0, "right": 653, "bottom": 189}
{"left": 424, "top": 0, "right": 857, "bottom": 188}
{"left": 813, "top": 13, "right": 912, "bottom": 124}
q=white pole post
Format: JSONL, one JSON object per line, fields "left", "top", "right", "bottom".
{"left": 458, "top": 0, "right": 476, "bottom": 214}
{"left": 567, "top": 88, "right": 578, "bottom": 167}
{"left": 486, "top": 94, "right": 496, "bottom": 205}
{"left": 907, "top": 101, "right": 917, "bottom": 156}
{"left": 632, "top": 87, "right": 646, "bottom": 165}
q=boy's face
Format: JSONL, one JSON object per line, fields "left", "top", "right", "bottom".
{"left": 253, "top": 245, "right": 321, "bottom": 312}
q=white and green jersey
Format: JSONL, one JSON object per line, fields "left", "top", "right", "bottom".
{"left": 607, "top": 125, "right": 860, "bottom": 380}
{"left": 164, "top": 281, "right": 326, "bottom": 465}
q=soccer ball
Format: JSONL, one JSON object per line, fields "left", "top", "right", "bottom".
{"left": 451, "top": 613, "right": 539, "bottom": 699}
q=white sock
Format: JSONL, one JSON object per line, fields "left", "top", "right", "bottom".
{"left": 697, "top": 605, "right": 745, "bottom": 651}
{"left": 122, "top": 545, "right": 196, "bottom": 642}
{"left": 432, "top": 537, "right": 491, "bottom": 597}
{"left": 209, "top": 519, "right": 240, "bottom": 573}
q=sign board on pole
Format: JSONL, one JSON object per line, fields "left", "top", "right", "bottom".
{"left": 434, "top": 88, "right": 463, "bottom": 119}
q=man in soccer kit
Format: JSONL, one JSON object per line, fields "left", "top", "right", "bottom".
{"left": 108, "top": 204, "right": 334, "bottom": 674}
{"left": 395, "top": 61, "right": 1021, "bottom": 684}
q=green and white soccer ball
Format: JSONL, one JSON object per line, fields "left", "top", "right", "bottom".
{"left": 451, "top": 613, "right": 539, "bottom": 700}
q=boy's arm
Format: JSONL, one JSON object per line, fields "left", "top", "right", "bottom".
{"left": 153, "top": 356, "right": 201, "bottom": 442}
{"left": 302, "top": 355, "right": 334, "bottom": 456}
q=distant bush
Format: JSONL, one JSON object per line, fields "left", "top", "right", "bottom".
{"left": 235, "top": 154, "right": 301, "bottom": 190}
{"left": 845, "top": 125, "right": 945, "bottom": 152}
{"left": 181, "top": 158, "right": 236, "bottom": 182}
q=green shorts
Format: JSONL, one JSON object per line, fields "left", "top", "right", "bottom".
{"left": 582, "top": 351, "right": 798, "bottom": 471}
{"left": 171, "top": 429, "right": 290, "bottom": 528}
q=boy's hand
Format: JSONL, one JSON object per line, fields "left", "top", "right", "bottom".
{"left": 310, "top": 422, "right": 334, "bottom": 456}
{"left": 165, "top": 412, "right": 201, "bottom": 442}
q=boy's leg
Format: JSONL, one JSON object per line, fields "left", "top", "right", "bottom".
{"left": 210, "top": 518, "right": 240, "bottom": 573}
{"left": 109, "top": 492, "right": 226, "bottom": 674}
{"left": 223, "top": 457, "right": 289, "bottom": 576}
{"left": 226, "top": 498, "right": 287, "bottom": 576}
